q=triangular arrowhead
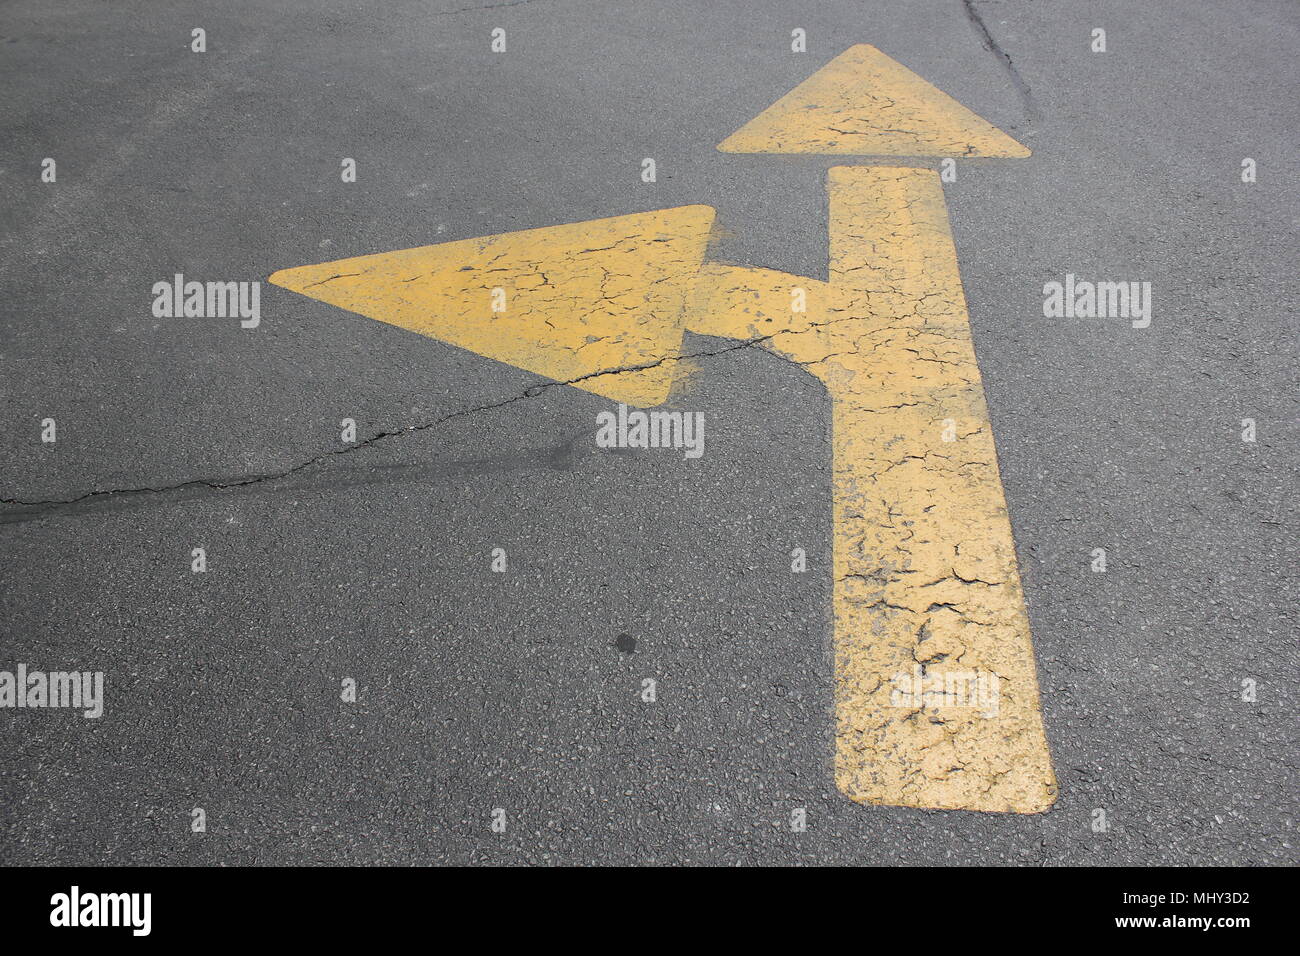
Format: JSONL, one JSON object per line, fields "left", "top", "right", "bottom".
{"left": 717, "top": 44, "right": 1029, "bottom": 157}
{"left": 269, "top": 206, "right": 715, "bottom": 407}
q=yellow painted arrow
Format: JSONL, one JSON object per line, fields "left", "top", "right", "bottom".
{"left": 269, "top": 45, "right": 1055, "bottom": 813}
{"left": 710, "top": 46, "right": 1050, "bottom": 812}
{"left": 270, "top": 206, "right": 715, "bottom": 408}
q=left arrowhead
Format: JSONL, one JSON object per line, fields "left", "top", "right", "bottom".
{"left": 269, "top": 205, "right": 716, "bottom": 407}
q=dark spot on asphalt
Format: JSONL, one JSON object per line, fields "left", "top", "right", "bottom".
{"left": 614, "top": 633, "right": 636, "bottom": 654}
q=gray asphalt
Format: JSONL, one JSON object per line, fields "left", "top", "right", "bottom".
{"left": 1, "top": 0, "right": 1296, "bottom": 865}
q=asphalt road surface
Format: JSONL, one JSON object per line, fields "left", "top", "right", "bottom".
{"left": 1, "top": 0, "right": 1296, "bottom": 865}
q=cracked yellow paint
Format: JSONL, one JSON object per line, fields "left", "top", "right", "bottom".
{"left": 269, "top": 175, "right": 1054, "bottom": 813}
{"left": 689, "top": 169, "right": 1054, "bottom": 811}
{"left": 269, "top": 206, "right": 715, "bottom": 407}
{"left": 717, "top": 44, "right": 1029, "bottom": 157}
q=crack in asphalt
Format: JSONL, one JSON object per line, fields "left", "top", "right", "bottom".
{"left": 960, "top": 0, "right": 1037, "bottom": 120}
{"left": 437, "top": 0, "right": 561, "bottom": 16}
{"left": 0, "top": 333, "right": 783, "bottom": 524}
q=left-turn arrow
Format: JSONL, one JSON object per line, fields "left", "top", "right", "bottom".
{"left": 269, "top": 205, "right": 716, "bottom": 407}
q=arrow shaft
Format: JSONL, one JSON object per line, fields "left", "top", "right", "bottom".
{"left": 716, "top": 168, "right": 1054, "bottom": 812}
{"left": 825, "top": 168, "right": 1054, "bottom": 812}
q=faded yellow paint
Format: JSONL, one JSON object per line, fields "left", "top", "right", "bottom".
{"left": 269, "top": 206, "right": 716, "bottom": 407}
{"left": 269, "top": 174, "right": 1053, "bottom": 812}
{"left": 717, "top": 44, "right": 1029, "bottom": 158}
{"left": 688, "top": 169, "right": 1054, "bottom": 811}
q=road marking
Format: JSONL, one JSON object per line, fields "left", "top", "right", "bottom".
{"left": 269, "top": 47, "right": 1055, "bottom": 813}
{"left": 686, "top": 171, "right": 1054, "bottom": 812}
{"left": 711, "top": 43, "right": 1051, "bottom": 811}
{"left": 820, "top": 167, "right": 1053, "bottom": 812}
{"left": 269, "top": 206, "right": 715, "bottom": 407}
{"left": 717, "top": 44, "right": 1030, "bottom": 157}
